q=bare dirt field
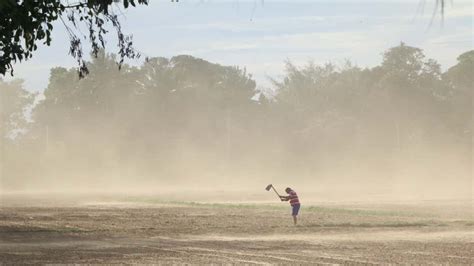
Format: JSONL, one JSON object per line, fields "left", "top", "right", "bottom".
{"left": 0, "top": 193, "right": 472, "bottom": 264}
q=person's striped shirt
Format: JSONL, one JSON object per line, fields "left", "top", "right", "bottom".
{"left": 288, "top": 190, "right": 300, "bottom": 206}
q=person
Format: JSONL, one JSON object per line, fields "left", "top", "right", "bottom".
{"left": 280, "top": 187, "right": 300, "bottom": 225}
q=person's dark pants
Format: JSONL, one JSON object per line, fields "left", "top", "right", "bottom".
{"left": 291, "top": 204, "right": 300, "bottom": 216}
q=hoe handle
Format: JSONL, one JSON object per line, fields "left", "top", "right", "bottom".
{"left": 271, "top": 186, "right": 281, "bottom": 197}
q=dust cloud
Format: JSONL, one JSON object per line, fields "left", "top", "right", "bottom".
{"left": 1, "top": 47, "right": 472, "bottom": 204}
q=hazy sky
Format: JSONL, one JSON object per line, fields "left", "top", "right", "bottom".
{"left": 5, "top": 0, "right": 473, "bottom": 92}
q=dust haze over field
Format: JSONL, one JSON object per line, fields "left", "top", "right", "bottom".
{"left": 0, "top": 0, "right": 473, "bottom": 264}
{"left": 2, "top": 50, "right": 471, "bottom": 202}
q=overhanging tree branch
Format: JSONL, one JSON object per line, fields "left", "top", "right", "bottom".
{"left": 0, "top": 0, "right": 149, "bottom": 77}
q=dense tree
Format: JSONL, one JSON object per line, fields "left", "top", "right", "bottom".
{"left": 0, "top": 79, "right": 34, "bottom": 139}
{"left": 267, "top": 44, "right": 469, "bottom": 179}
{"left": 0, "top": 79, "right": 36, "bottom": 188}
{"left": 25, "top": 51, "right": 257, "bottom": 184}
{"left": 1, "top": 44, "right": 470, "bottom": 189}
{"left": 444, "top": 50, "right": 473, "bottom": 142}
{"left": 369, "top": 43, "right": 448, "bottom": 150}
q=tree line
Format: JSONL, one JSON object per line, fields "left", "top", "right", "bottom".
{"left": 1, "top": 43, "right": 472, "bottom": 189}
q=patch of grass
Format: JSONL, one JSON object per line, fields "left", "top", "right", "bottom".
{"left": 304, "top": 206, "right": 412, "bottom": 217}
{"left": 118, "top": 197, "right": 430, "bottom": 218}
{"left": 55, "top": 227, "right": 86, "bottom": 233}
{"left": 0, "top": 225, "right": 85, "bottom": 233}
{"left": 120, "top": 196, "right": 288, "bottom": 210}
{"left": 455, "top": 221, "right": 474, "bottom": 226}
{"left": 450, "top": 220, "right": 474, "bottom": 226}
{"left": 178, "top": 201, "right": 289, "bottom": 210}
{"left": 305, "top": 222, "right": 428, "bottom": 228}
{"left": 0, "top": 225, "right": 56, "bottom": 233}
